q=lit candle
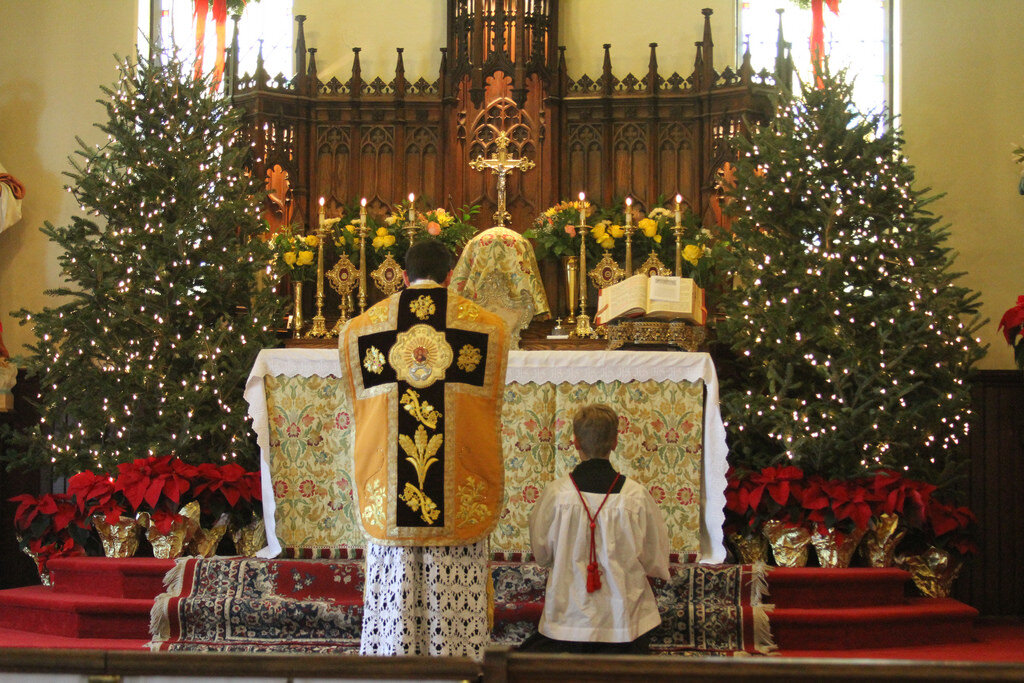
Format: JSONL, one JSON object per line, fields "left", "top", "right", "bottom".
{"left": 674, "top": 194, "right": 682, "bottom": 226}
{"left": 578, "top": 191, "right": 586, "bottom": 227}
{"left": 408, "top": 193, "right": 415, "bottom": 223}
{"left": 360, "top": 197, "right": 367, "bottom": 228}
{"left": 625, "top": 196, "right": 632, "bottom": 227}
{"left": 319, "top": 196, "right": 325, "bottom": 227}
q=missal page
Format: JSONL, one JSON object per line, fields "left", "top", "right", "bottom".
{"left": 595, "top": 273, "right": 648, "bottom": 324}
{"left": 647, "top": 276, "right": 699, "bottom": 320}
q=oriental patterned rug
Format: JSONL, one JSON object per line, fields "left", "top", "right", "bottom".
{"left": 149, "top": 557, "right": 774, "bottom": 655}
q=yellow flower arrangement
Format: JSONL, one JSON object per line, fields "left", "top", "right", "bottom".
{"left": 269, "top": 227, "right": 320, "bottom": 282}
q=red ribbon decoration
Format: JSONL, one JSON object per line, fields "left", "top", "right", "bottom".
{"left": 193, "top": 0, "right": 236, "bottom": 90}
{"left": 810, "top": 0, "right": 840, "bottom": 88}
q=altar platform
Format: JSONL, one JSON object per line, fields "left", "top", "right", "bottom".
{"left": 244, "top": 347, "right": 730, "bottom": 563}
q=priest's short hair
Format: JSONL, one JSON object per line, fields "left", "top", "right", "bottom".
{"left": 406, "top": 238, "right": 451, "bottom": 283}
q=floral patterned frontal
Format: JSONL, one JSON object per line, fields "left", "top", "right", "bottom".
{"left": 265, "top": 374, "right": 703, "bottom": 557}
{"left": 495, "top": 378, "right": 704, "bottom": 555}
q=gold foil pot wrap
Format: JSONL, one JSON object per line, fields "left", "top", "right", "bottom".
{"left": 92, "top": 515, "right": 142, "bottom": 558}
{"left": 898, "top": 547, "right": 964, "bottom": 598}
{"left": 728, "top": 532, "right": 770, "bottom": 565}
{"left": 763, "top": 521, "right": 811, "bottom": 567}
{"left": 231, "top": 518, "right": 266, "bottom": 556}
{"left": 188, "top": 513, "right": 230, "bottom": 558}
{"left": 811, "top": 527, "right": 867, "bottom": 569}
{"left": 16, "top": 535, "right": 52, "bottom": 586}
{"left": 137, "top": 502, "right": 200, "bottom": 560}
{"left": 859, "top": 513, "right": 907, "bottom": 568}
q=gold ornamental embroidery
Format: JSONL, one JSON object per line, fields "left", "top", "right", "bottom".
{"left": 363, "top": 476, "right": 386, "bottom": 528}
{"left": 457, "top": 344, "right": 482, "bottom": 372}
{"left": 400, "top": 482, "right": 440, "bottom": 525}
{"left": 367, "top": 302, "right": 389, "bottom": 324}
{"left": 456, "top": 475, "right": 488, "bottom": 526}
{"left": 363, "top": 346, "right": 385, "bottom": 374}
{"left": 456, "top": 301, "right": 481, "bottom": 321}
{"left": 400, "top": 388, "right": 442, "bottom": 429}
{"left": 388, "top": 324, "right": 453, "bottom": 388}
{"left": 409, "top": 295, "right": 436, "bottom": 320}
{"left": 398, "top": 424, "right": 443, "bottom": 524}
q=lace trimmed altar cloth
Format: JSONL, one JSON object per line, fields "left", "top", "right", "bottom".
{"left": 245, "top": 349, "right": 729, "bottom": 563}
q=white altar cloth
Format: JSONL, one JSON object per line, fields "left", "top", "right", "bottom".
{"left": 245, "top": 348, "right": 729, "bottom": 562}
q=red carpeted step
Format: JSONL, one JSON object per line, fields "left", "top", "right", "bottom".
{"left": 770, "top": 597, "right": 979, "bottom": 650}
{"left": 0, "top": 586, "right": 154, "bottom": 639}
{"left": 766, "top": 567, "right": 911, "bottom": 609}
{"left": 47, "top": 557, "right": 175, "bottom": 599}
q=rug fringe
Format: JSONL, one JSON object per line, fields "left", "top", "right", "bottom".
{"left": 749, "top": 561, "right": 771, "bottom": 604}
{"left": 753, "top": 604, "right": 778, "bottom": 654}
{"left": 148, "top": 558, "right": 187, "bottom": 648}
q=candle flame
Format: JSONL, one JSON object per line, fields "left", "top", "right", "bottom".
{"left": 625, "top": 196, "right": 632, "bottom": 207}
{"left": 319, "top": 197, "right": 325, "bottom": 207}
{"left": 578, "top": 191, "right": 585, "bottom": 202}
{"left": 360, "top": 197, "right": 367, "bottom": 207}
{"left": 408, "top": 193, "right": 415, "bottom": 203}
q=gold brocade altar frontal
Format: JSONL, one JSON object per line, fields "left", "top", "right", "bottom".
{"left": 263, "top": 374, "right": 704, "bottom": 556}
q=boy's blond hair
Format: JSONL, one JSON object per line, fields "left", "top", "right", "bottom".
{"left": 572, "top": 404, "right": 618, "bottom": 459}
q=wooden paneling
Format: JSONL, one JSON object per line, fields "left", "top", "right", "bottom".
{"left": 955, "top": 370, "right": 1024, "bottom": 616}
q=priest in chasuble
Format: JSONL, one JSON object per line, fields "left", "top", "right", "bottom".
{"left": 339, "top": 238, "right": 509, "bottom": 658}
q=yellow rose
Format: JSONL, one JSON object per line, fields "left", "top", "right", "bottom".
{"left": 590, "top": 224, "right": 606, "bottom": 240}
{"left": 639, "top": 218, "right": 658, "bottom": 238}
{"left": 609, "top": 224, "right": 624, "bottom": 238}
{"left": 600, "top": 236, "right": 615, "bottom": 250}
{"left": 385, "top": 215, "right": 398, "bottom": 226}
{"left": 653, "top": 235, "right": 662, "bottom": 244}
{"left": 376, "top": 227, "right": 389, "bottom": 237}
{"left": 345, "top": 224, "right": 356, "bottom": 233}
{"left": 283, "top": 251, "right": 297, "bottom": 266}
{"left": 383, "top": 235, "right": 396, "bottom": 248}
{"left": 296, "top": 250, "right": 315, "bottom": 266}
{"left": 683, "top": 244, "right": 704, "bottom": 265}
{"left": 372, "top": 236, "right": 385, "bottom": 249}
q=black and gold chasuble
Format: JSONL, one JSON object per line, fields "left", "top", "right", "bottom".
{"left": 340, "top": 284, "right": 508, "bottom": 546}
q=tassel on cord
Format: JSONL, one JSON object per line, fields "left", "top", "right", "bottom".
{"left": 571, "top": 473, "right": 620, "bottom": 594}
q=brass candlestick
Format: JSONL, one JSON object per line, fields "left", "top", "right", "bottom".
{"left": 306, "top": 221, "right": 330, "bottom": 338}
{"left": 624, "top": 197, "right": 635, "bottom": 276}
{"left": 573, "top": 223, "right": 597, "bottom": 339}
{"left": 358, "top": 202, "right": 368, "bottom": 314}
{"left": 564, "top": 256, "right": 578, "bottom": 324}
{"left": 673, "top": 195, "right": 684, "bottom": 276}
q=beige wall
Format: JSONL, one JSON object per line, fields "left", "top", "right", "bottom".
{"left": 1, "top": 1, "right": 1021, "bottom": 369}
{"left": 899, "top": 0, "right": 1024, "bottom": 370}
{"left": 0, "top": 1, "right": 138, "bottom": 359}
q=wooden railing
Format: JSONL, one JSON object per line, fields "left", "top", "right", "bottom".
{"left": 3, "top": 646, "right": 1024, "bottom": 681}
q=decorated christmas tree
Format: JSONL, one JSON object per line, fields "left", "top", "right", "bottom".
{"left": 11, "top": 51, "right": 282, "bottom": 475}
{"left": 716, "top": 70, "right": 985, "bottom": 487}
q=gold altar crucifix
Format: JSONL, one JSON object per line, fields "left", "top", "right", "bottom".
{"left": 469, "top": 130, "right": 535, "bottom": 227}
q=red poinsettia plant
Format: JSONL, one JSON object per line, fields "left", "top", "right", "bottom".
{"left": 191, "top": 462, "right": 262, "bottom": 526}
{"left": 66, "top": 470, "right": 127, "bottom": 524}
{"left": 998, "top": 295, "right": 1024, "bottom": 372}
{"left": 724, "top": 465, "right": 808, "bottom": 535}
{"left": 113, "top": 454, "right": 198, "bottom": 534}
{"left": 9, "top": 492, "right": 89, "bottom": 570}
{"left": 802, "top": 474, "right": 873, "bottom": 536}
{"left": 913, "top": 498, "right": 979, "bottom": 558}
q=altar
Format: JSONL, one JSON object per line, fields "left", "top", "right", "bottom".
{"left": 245, "top": 348, "right": 729, "bottom": 562}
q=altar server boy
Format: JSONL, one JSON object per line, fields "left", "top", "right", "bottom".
{"left": 524, "top": 404, "right": 670, "bottom": 653}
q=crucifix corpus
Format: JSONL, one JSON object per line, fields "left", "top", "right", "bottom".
{"left": 469, "top": 130, "right": 535, "bottom": 228}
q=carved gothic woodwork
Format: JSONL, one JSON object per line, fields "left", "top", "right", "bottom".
{"left": 228, "top": 5, "right": 781, "bottom": 235}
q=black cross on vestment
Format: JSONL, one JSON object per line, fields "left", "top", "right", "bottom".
{"left": 355, "top": 287, "right": 490, "bottom": 527}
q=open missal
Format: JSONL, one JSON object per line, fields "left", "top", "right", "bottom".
{"left": 594, "top": 274, "right": 705, "bottom": 325}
